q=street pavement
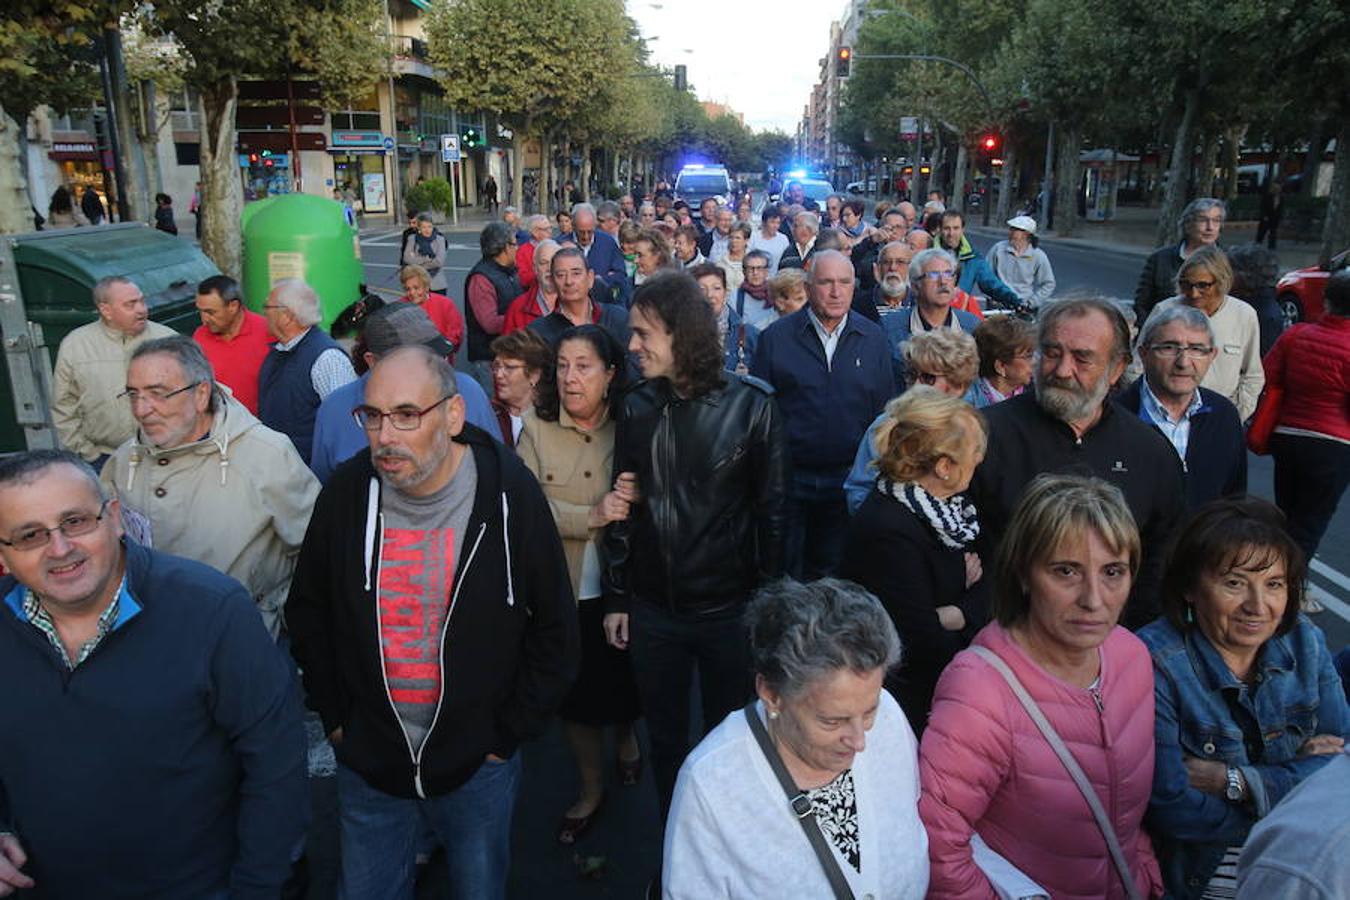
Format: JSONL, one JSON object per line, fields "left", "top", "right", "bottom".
{"left": 293, "top": 212, "right": 1349, "bottom": 899}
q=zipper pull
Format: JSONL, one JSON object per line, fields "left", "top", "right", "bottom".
{"left": 1090, "top": 687, "right": 1104, "bottom": 714}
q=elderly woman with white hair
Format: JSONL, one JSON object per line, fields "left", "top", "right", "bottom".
{"left": 664, "top": 578, "right": 929, "bottom": 899}
{"left": 985, "top": 215, "right": 1056, "bottom": 308}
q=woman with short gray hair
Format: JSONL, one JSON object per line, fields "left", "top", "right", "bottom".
{"left": 402, "top": 212, "right": 448, "bottom": 290}
{"left": 663, "top": 578, "right": 930, "bottom": 899}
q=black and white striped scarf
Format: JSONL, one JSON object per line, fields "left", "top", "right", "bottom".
{"left": 878, "top": 478, "right": 980, "bottom": 550}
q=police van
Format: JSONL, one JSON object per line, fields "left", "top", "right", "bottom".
{"left": 674, "top": 164, "right": 732, "bottom": 208}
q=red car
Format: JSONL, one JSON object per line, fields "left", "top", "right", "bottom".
{"left": 1277, "top": 248, "right": 1348, "bottom": 329}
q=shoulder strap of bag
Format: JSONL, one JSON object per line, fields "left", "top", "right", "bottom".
{"left": 969, "top": 646, "right": 1142, "bottom": 900}
{"left": 743, "top": 701, "right": 856, "bottom": 900}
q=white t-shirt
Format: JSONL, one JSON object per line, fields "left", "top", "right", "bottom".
{"left": 749, "top": 230, "right": 790, "bottom": 274}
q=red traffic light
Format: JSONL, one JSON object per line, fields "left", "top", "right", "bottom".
{"left": 982, "top": 135, "right": 997, "bottom": 150}
{"left": 838, "top": 47, "right": 851, "bottom": 60}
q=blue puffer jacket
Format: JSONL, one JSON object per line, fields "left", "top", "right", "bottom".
{"left": 949, "top": 235, "right": 1021, "bottom": 310}
{"left": 1138, "top": 616, "right": 1350, "bottom": 900}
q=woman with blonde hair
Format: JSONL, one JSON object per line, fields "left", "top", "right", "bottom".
{"left": 841, "top": 387, "right": 988, "bottom": 733}
{"left": 844, "top": 329, "right": 980, "bottom": 514}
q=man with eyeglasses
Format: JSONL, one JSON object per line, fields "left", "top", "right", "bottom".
{"left": 881, "top": 248, "right": 981, "bottom": 384}
{"left": 0, "top": 449, "right": 308, "bottom": 896}
{"left": 1135, "top": 197, "right": 1227, "bottom": 323}
{"left": 52, "top": 275, "right": 176, "bottom": 471}
{"left": 967, "top": 297, "right": 1185, "bottom": 627}
{"left": 850, "top": 239, "right": 915, "bottom": 324}
{"left": 849, "top": 208, "right": 908, "bottom": 297}
{"left": 100, "top": 335, "right": 318, "bottom": 639}
{"left": 286, "top": 345, "right": 577, "bottom": 899}
{"left": 258, "top": 278, "right": 357, "bottom": 467}
{"left": 1116, "top": 305, "right": 1246, "bottom": 511}
{"left": 309, "top": 302, "right": 497, "bottom": 485}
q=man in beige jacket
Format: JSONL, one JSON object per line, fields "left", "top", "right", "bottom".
{"left": 52, "top": 275, "right": 176, "bottom": 467}
{"left": 101, "top": 335, "right": 319, "bottom": 638}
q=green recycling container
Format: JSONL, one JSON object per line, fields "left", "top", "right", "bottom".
{"left": 1, "top": 223, "right": 218, "bottom": 453}
{"left": 241, "top": 194, "right": 363, "bottom": 329}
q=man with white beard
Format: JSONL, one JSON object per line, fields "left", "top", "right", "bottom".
{"left": 966, "top": 297, "right": 1185, "bottom": 629}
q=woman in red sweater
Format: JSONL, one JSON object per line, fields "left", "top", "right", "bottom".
{"left": 1263, "top": 268, "right": 1350, "bottom": 563}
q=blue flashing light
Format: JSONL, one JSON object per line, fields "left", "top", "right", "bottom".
{"left": 787, "top": 169, "right": 807, "bottom": 179}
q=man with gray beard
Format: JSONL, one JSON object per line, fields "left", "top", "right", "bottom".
{"left": 966, "top": 297, "right": 1185, "bottom": 627}
{"left": 286, "top": 345, "right": 577, "bottom": 897}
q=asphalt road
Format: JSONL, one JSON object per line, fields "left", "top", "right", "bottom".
{"left": 303, "top": 218, "right": 1349, "bottom": 900}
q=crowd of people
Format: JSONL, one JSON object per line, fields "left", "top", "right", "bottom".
{"left": 1, "top": 185, "right": 1348, "bottom": 900}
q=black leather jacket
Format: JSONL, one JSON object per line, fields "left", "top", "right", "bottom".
{"left": 603, "top": 372, "right": 787, "bottom": 616}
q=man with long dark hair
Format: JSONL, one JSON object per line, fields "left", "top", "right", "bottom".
{"left": 602, "top": 271, "right": 787, "bottom": 828}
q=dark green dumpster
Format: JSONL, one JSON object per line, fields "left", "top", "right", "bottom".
{"left": 0, "top": 223, "right": 220, "bottom": 453}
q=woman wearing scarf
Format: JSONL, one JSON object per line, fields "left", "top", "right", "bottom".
{"left": 841, "top": 387, "right": 988, "bottom": 735}
{"left": 401, "top": 212, "right": 449, "bottom": 291}
{"left": 732, "top": 249, "right": 776, "bottom": 330}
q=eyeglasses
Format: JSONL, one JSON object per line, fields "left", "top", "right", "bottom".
{"left": 913, "top": 371, "right": 941, "bottom": 386}
{"left": 490, "top": 361, "right": 527, "bottom": 374}
{"left": 744, "top": 265, "right": 769, "bottom": 273}
{"left": 1178, "top": 279, "right": 1215, "bottom": 293}
{"left": 352, "top": 395, "right": 452, "bottom": 432}
{"left": 1, "top": 500, "right": 111, "bottom": 551}
{"left": 1147, "top": 342, "right": 1214, "bottom": 359}
{"left": 921, "top": 270, "right": 956, "bottom": 282}
{"left": 118, "top": 381, "right": 202, "bottom": 407}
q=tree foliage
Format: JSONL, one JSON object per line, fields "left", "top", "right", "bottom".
{"left": 838, "top": 0, "right": 1350, "bottom": 253}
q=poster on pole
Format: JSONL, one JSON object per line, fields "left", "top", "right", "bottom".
{"left": 362, "top": 172, "right": 387, "bottom": 213}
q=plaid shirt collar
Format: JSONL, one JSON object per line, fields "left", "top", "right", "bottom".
{"left": 20, "top": 576, "right": 129, "bottom": 670}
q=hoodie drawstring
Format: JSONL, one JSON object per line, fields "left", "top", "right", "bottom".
{"left": 501, "top": 493, "right": 515, "bottom": 608}
{"left": 363, "top": 477, "right": 380, "bottom": 591}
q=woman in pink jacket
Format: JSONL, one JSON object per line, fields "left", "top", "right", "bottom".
{"left": 919, "top": 473, "right": 1164, "bottom": 899}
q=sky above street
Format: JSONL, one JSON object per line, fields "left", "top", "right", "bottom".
{"left": 627, "top": 0, "right": 843, "bottom": 135}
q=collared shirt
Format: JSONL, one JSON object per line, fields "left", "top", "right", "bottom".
{"left": 275, "top": 327, "right": 357, "bottom": 400}
{"left": 1139, "top": 378, "right": 1205, "bottom": 466}
{"left": 909, "top": 305, "right": 957, "bottom": 335}
{"left": 18, "top": 576, "right": 134, "bottom": 670}
{"left": 807, "top": 307, "right": 844, "bottom": 367}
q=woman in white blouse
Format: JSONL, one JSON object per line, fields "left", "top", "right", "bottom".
{"left": 663, "top": 578, "right": 929, "bottom": 899}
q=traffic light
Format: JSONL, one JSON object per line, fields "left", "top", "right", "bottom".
{"left": 836, "top": 46, "right": 852, "bottom": 78}
{"left": 461, "top": 127, "right": 482, "bottom": 148}
{"left": 980, "top": 133, "right": 1000, "bottom": 154}
{"left": 674, "top": 64, "right": 687, "bottom": 92}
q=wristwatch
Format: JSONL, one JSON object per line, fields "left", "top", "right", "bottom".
{"left": 1224, "top": 766, "right": 1246, "bottom": 802}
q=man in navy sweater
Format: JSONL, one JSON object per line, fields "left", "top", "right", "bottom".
{"left": 752, "top": 250, "right": 895, "bottom": 579}
{"left": 1117, "top": 304, "right": 1247, "bottom": 510}
{"left": 0, "top": 450, "right": 307, "bottom": 898}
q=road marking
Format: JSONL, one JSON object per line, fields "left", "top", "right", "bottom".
{"left": 1308, "top": 583, "right": 1350, "bottom": 625}
{"left": 1311, "top": 558, "right": 1350, "bottom": 594}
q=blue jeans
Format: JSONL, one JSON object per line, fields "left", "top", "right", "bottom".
{"left": 784, "top": 467, "right": 851, "bottom": 581}
{"left": 336, "top": 754, "right": 521, "bottom": 900}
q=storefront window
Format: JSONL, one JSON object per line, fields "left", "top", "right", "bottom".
{"left": 333, "top": 154, "right": 388, "bottom": 213}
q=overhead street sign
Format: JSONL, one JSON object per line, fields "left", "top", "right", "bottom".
{"left": 441, "top": 134, "right": 461, "bottom": 163}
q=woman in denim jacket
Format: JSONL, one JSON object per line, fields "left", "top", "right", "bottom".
{"left": 1139, "top": 498, "right": 1349, "bottom": 899}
